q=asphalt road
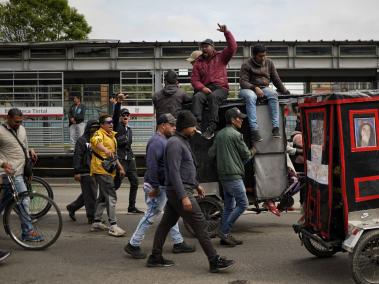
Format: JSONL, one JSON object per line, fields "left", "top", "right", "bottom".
{"left": 0, "top": 178, "right": 355, "bottom": 284}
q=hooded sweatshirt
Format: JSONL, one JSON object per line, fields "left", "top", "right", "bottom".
{"left": 152, "top": 84, "right": 192, "bottom": 121}
{"left": 72, "top": 120, "right": 99, "bottom": 175}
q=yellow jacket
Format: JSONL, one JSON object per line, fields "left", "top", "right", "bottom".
{"left": 90, "top": 128, "right": 117, "bottom": 177}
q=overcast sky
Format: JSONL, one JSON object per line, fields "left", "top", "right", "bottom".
{"left": 68, "top": 0, "right": 379, "bottom": 42}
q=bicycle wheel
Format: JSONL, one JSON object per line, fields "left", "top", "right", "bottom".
{"left": 27, "top": 176, "right": 54, "bottom": 218}
{"left": 183, "top": 196, "right": 223, "bottom": 238}
{"left": 3, "top": 192, "right": 62, "bottom": 250}
{"left": 351, "top": 229, "right": 379, "bottom": 284}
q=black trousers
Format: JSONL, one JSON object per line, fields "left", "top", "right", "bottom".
{"left": 152, "top": 190, "right": 218, "bottom": 261}
{"left": 114, "top": 159, "right": 139, "bottom": 209}
{"left": 68, "top": 175, "right": 97, "bottom": 220}
{"left": 191, "top": 87, "right": 228, "bottom": 127}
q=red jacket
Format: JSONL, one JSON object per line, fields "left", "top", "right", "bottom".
{"left": 191, "top": 31, "right": 237, "bottom": 91}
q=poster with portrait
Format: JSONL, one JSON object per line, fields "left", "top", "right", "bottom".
{"left": 354, "top": 117, "right": 376, "bottom": 148}
{"left": 311, "top": 119, "right": 325, "bottom": 146}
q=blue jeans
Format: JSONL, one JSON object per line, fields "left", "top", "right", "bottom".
{"left": 220, "top": 179, "right": 249, "bottom": 235}
{"left": 0, "top": 175, "right": 33, "bottom": 233}
{"left": 130, "top": 184, "right": 183, "bottom": 247}
{"left": 239, "top": 87, "right": 279, "bottom": 130}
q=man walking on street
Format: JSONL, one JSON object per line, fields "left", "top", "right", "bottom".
{"left": 146, "top": 110, "right": 235, "bottom": 273}
{"left": 0, "top": 108, "right": 42, "bottom": 241}
{"left": 112, "top": 95, "right": 143, "bottom": 214}
{"left": 239, "top": 44, "right": 290, "bottom": 143}
{"left": 66, "top": 119, "right": 100, "bottom": 224}
{"left": 90, "top": 114, "right": 126, "bottom": 237}
{"left": 68, "top": 95, "right": 86, "bottom": 149}
{"left": 209, "top": 107, "right": 252, "bottom": 246}
{"left": 191, "top": 23, "right": 237, "bottom": 139}
{"left": 124, "top": 113, "right": 195, "bottom": 259}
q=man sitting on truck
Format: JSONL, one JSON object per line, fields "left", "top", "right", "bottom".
{"left": 239, "top": 44, "right": 290, "bottom": 144}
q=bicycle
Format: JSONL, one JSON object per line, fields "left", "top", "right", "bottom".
{"left": 26, "top": 176, "right": 54, "bottom": 218}
{"left": 0, "top": 174, "right": 62, "bottom": 250}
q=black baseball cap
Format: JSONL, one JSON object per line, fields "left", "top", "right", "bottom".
{"left": 120, "top": 108, "right": 130, "bottom": 116}
{"left": 225, "top": 107, "right": 247, "bottom": 123}
{"left": 200, "top": 38, "right": 214, "bottom": 46}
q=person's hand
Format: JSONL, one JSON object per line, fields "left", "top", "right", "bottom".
{"left": 148, "top": 188, "right": 159, "bottom": 198}
{"left": 116, "top": 93, "right": 127, "bottom": 103}
{"left": 262, "top": 78, "right": 270, "bottom": 85}
{"left": 74, "top": 174, "right": 81, "bottom": 182}
{"left": 104, "top": 149, "right": 114, "bottom": 158}
{"left": 29, "top": 149, "right": 38, "bottom": 163}
{"left": 202, "top": 87, "right": 212, "bottom": 95}
{"left": 182, "top": 196, "right": 192, "bottom": 212}
{"left": 119, "top": 167, "right": 126, "bottom": 178}
{"left": 254, "top": 87, "right": 264, "bottom": 97}
{"left": 217, "top": 23, "right": 228, "bottom": 33}
{"left": 196, "top": 185, "right": 205, "bottom": 199}
{"left": 1, "top": 162, "right": 14, "bottom": 175}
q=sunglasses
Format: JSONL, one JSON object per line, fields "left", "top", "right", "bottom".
{"left": 14, "top": 120, "right": 23, "bottom": 124}
{"left": 121, "top": 114, "right": 130, "bottom": 118}
{"left": 103, "top": 120, "right": 113, "bottom": 125}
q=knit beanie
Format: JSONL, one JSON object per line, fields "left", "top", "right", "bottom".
{"left": 164, "top": 70, "right": 178, "bottom": 85}
{"left": 176, "top": 110, "right": 197, "bottom": 131}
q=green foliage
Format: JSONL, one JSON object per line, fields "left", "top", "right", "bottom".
{"left": 0, "top": 0, "right": 91, "bottom": 42}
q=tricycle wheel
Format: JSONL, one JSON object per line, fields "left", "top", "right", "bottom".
{"left": 351, "top": 229, "right": 379, "bottom": 284}
{"left": 183, "top": 196, "right": 223, "bottom": 238}
{"left": 303, "top": 235, "right": 338, "bottom": 258}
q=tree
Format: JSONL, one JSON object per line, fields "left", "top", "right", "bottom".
{"left": 0, "top": 0, "right": 91, "bottom": 42}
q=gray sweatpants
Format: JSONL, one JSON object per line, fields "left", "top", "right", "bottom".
{"left": 94, "top": 174, "right": 117, "bottom": 225}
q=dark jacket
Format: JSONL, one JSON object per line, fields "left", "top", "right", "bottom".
{"left": 152, "top": 84, "right": 192, "bottom": 120}
{"left": 165, "top": 132, "right": 199, "bottom": 200}
{"left": 191, "top": 31, "right": 237, "bottom": 91}
{"left": 68, "top": 103, "right": 86, "bottom": 126}
{"left": 239, "top": 58, "right": 287, "bottom": 93}
{"left": 144, "top": 132, "right": 167, "bottom": 188}
{"left": 113, "top": 102, "right": 134, "bottom": 161}
{"left": 208, "top": 125, "right": 252, "bottom": 181}
{"left": 72, "top": 120, "right": 98, "bottom": 174}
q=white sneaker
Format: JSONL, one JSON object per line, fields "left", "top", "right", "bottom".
{"left": 108, "top": 225, "right": 126, "bottom": 237}
{"left": 90, "top": 222, "right": 109, "bottom": 232}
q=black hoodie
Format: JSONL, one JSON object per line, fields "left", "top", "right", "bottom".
{"left": 72, "top": 120, "right": 99, "bottom": 174}
{"left": 152, "top": 84, "right": 192, "bottom": 121}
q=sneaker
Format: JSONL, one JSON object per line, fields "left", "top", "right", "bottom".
{"left": 229, "top": 235, "right": 243, "bottom": 245}
{"left": 264, "top": 200, "right": 281, "bottom": 217}
{"left": 202, "top": 126, "right": 215, "bottom": 140}
{"left": 66, "top": 205, "right": 76, "bottom": 221}
{"left": 172, "top": 242, "right": 196, "bottom": 253}
{"left": 127, "top": 207, "right": 144, "bottom": 214}
{"left": 108, "top": 224, "right": 126, "bottom": 237}
{"left": 124, "top": 243, "right": 147, "bottom": 259}
{"left": 272, "top": 127, "right": 281, "bottom": 138}
{"left": 146, "top": 254, "right": 174, "bottom": 267}
{"left": 21, "top": 230, "right": 44, "bottom": 242}
{"left": 0, "top": 251, "right": 10, "bottom": 262}
{"left": 209, "top": 255, "right": 235, "bottom": 273}
{"left": 217, "top": 231, "right": 236, "bottom": 247}
{"left": 251, "top": 129, "right": 263, "bottom": 142}
{"left": 90, "top": 221, "right": 109, "bottom": 232}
